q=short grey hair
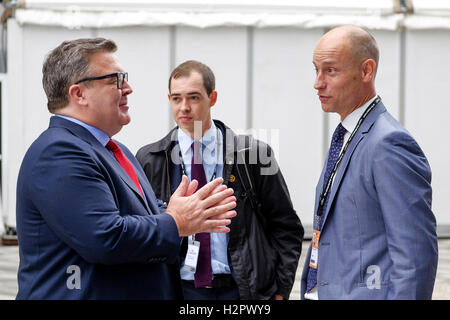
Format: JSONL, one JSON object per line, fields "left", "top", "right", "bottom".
{"left": 42, "top": 38, "right": 117, "bottom": 112}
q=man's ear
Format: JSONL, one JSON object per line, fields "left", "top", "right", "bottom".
{"left": 68, "top": 84, "right": 87, "bottom": 106}
{"left": 209, "top": 90, "right": 218, "bottom": 107}
{"left": 362, "top": 59, "right": 376, "bottom": 83}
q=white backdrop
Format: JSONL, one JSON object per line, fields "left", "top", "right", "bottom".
{"left": 2, "top": 1, "right": 450, "bottom": 236}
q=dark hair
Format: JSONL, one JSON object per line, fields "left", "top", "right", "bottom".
{"left": 42, "top": 38, "right": 117, "bottom": 112}
{"left": 169, "top": 60, "right": 215, "bottom": 96}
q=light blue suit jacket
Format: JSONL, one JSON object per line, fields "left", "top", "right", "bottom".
{"left": 301, "top": 101, "right": 438, "bottom": 299}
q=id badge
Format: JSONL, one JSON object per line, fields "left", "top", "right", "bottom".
{"left": 184, "top": 237, "right": 200, "bottom": 273}
{"left": 309, "top": 230, "right": 321, "bottom": 269}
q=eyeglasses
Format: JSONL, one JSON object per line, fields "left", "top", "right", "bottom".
{"left": 75, "top": 72, "right": 128, "bottom": 89}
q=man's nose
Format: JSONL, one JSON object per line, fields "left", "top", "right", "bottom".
{"left": 121, "top": 79, "right": 133, "bottom": 95}
{"left": 180, "top": 99, "right": 190, "bottom": 111}
{"left": 314, "top": 72, "right": 326, "bottom": 90}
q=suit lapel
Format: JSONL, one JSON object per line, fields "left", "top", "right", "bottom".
{"left": 103, "top": 142, "right": 152, "bottom": 214}
{"left": 134, "top": 164, "right": 153, "bottom": 214}
{"left": 313, "top": 163, "right": 327, "bottom": 217}
{"left": 50, "top": 116, "right": 151, "bottom": 214}
{"left": 319, "top": 102, "right": 387, "bottom": 230}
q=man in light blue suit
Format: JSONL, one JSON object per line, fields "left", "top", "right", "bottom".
{"left": 301, "top": 25, "right": 438, "bottom": 300}
{"left": 16, "top": 38, "right": 236, "bottom": 299}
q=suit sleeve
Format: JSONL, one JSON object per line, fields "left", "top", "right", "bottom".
{"left": 30, "top": 140, "right": 180, "bottom": 265}
{"left": 251, "top": 140, "right": 305, "bottom": 299}
{"left": 372, "top": 131, "right": 438, "bottom": 299}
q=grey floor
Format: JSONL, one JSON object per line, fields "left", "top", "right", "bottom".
{"left": 1, "top": 240, "right": 450, "bottom": 300}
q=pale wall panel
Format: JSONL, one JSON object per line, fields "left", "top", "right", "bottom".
{"left": 98, "top": 27, "right": 172, "bottom": 154}
{"left": 404, "top": 29, "right": 450, "bottom": 225}
{"left": 22, "top": 26, "right": 92, "bottom": 151}
{"left": 4, "top": 22, "right": 450, "bottom": 233}
{"left": 6, "top": 25, "right": 91, "bottom": 226}
{"left": 175, "top": 27, "right": 248, "bottom": 131}
{"left": 372, "top": 30, "right": 401, "bottom": 121}
{"left": 252, "top": 27, "right": 324, "bottom": 229}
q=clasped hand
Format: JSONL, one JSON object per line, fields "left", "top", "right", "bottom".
{"left": 165, "top": 176, "right": 237, "bottom": 237}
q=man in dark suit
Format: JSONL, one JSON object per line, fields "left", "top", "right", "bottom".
{"left": 301, "top": 25, "right": 438, "bottom": 299}
{"left": 16, "top": 38, "right": 236, "bottom": 299}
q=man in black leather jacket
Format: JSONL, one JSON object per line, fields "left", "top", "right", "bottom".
{"left": 136, "top": 60, "right": 303, "bottom": 300}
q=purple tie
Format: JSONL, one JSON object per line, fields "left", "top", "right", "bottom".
{"left": 191, "top": 141, "right": 213, "bottom": 288}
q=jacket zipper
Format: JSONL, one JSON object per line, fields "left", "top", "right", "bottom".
{"left": 164, "top": 150, "right": 172, "bottom": 202}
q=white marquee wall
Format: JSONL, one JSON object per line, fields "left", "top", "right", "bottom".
{"left": 2, "top": 1, "right": 450, "bottom": 236}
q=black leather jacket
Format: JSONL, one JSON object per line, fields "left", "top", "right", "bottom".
{"left": 136, "top": 120, "right": 304, "bottom": 299}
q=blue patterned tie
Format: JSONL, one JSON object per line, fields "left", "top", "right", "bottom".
{"left": 306, "top": 123, "right": 347, "bottom": 293}
{"left": 191, "top": 141, "right": 213, "bottom": 288}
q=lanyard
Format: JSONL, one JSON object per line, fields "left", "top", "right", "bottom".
{"left": 316, "top": 96, "right": 381, "bottom": 217}
{"left": 178, "top": 128, "right": 221, "bottom": 183}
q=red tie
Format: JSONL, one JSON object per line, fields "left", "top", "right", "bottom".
{"left": 106, "top": 139, "right": 144, "bottom": 197}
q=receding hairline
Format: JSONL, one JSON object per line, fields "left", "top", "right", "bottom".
{"left": 328, "top": 25, "right": 379, "bottom": 69}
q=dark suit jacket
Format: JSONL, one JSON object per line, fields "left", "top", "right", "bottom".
{"left": 16, "top": 116, "right": 181, "bottom": 299}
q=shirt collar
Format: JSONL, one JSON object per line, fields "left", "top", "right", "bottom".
{"left": 341, "top": 95, "right": 378, "bottom": 134}
{"left": 55, "top": 114, "right": 110, "bottom": 146}
{"left": 178, "top": 122, "right": 217, "bottom": 155}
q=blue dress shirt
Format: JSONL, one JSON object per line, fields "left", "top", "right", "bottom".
{"left": 55, "top": 114, "right": 110, "bottom": 146}
{"left": 178, "top": 122, "right": 231, "bottom": 280}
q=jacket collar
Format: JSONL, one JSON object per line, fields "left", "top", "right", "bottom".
{"left": 146, "top": 119, "right": 241, "bottom": 187}
{"left": 145, "top": 127, "right": 179, "bottom": 153}
{"left": 147, "top": 119, "right": 239, "bottom": 154}
{"left": 49, "top": 115, "right": 103, "bottom": 147}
